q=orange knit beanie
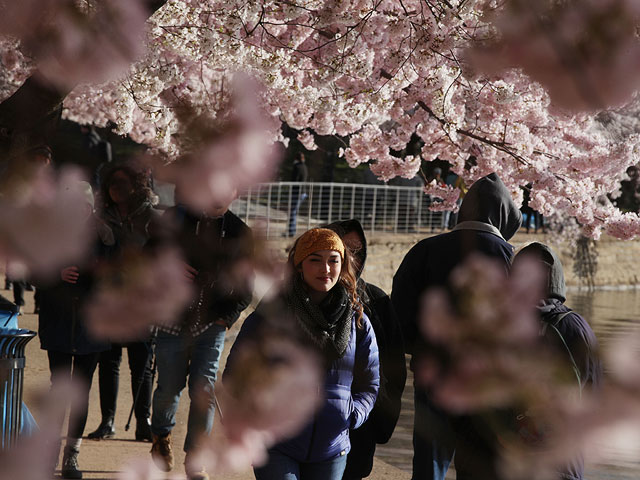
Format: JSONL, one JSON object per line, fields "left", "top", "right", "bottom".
{"left": 293, "top": 228, "right": 345, "bottom": 266}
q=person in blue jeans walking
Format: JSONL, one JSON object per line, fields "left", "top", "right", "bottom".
{"left": 149, "top": 192, "right": 253, "bottom": 480}
{"left": 226, "top": 227, "right": 380, "bottom": 480}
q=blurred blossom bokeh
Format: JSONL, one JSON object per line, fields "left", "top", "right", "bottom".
{"left": 417, "top": 255, "right": 545, "bottom": 411}
{"left": 85, "top": 247, "right": 194, "bottom": 341}
{"left": 415, "top": 254, "right": 609, "bottom": 478}
{"left": 468, "top": 0, "right": 640, "bottom": 112}
{"left": 0, "top": 0, "right": 149, "bottom": 88}
{"left": 1, "top": 379, "right": 83, "bottom": 480}
{"left": 0, "top": 165, "right": 94, "bottom": 277}
{"left": 152, "top": 75, "right": 282, "bottom": 212}
{"left": 203, "top": 324, "right": 323, "bottom": 474}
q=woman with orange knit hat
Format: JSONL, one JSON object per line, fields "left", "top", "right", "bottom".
{"left": 225, "top": 228, "right": 380, "bottom": 480}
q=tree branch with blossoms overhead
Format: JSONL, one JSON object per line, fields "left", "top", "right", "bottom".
{"left": 3, "top": 0, "right": 640, "bottom": 243}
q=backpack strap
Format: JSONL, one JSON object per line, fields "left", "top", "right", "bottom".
{"left": 542, "top": 311, "right": 582, "bottom": 394}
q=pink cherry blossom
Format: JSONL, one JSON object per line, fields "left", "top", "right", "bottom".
{"left": 468, "top": 0, "right": 640, "bottom": 112}
{"left": 219, "top": 335, "right": 323, "bottom": 443}
{"left": 418, "top": 254, "right": 546, "bottom": 411}
{"left": 0, "top": 165, "right": 94, "bottom": 277}
{"left": 118, "top": 458, "right": 183, "bottom": 480}
{"left": 0, "top": 0, "right": 149, "bottom": 88}
{"left": 85, "top": 247, "right": 194, "bottom": 341}
{"left": 189, "top": 333, "right": 323, "bottom": 474}
{"left": 54, "top": 1, "right": 640, "bottom": 237}
{"left": 147, "top": 75, "right": 282, "bottom": 211}
{"left": 297, "top": 130, "right": 318, "bottom": 151}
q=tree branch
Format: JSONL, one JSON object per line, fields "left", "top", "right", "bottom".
{"left": 0, "top": 0, "right": 169, "bottom": 157}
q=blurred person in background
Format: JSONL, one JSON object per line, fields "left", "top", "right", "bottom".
{"left": 148, "top": 189, "right": 253, "bottom": 480}
{"left": 507, "top": 242, "right": 602, "bottom": 480}
{"left": 287, "top": 152, "right": 309, "bottom": 237}
{"left": 87, "top": 162, "right": 160, "bottom": 442}
{"left": 36, "top": 181, "right": 115, "bottom": 479}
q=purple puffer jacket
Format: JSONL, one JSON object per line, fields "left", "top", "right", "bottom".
{"left": 226, "top": 310, "right": 380, "bottom": 463}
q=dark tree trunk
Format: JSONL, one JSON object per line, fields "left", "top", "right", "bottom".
{"left": 0, "top": 1, "right": 168, "bottom": 163}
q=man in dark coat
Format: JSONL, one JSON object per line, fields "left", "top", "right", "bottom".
{"left": 391, "top": 173, "right": 522, "bottom": 480}
{"left": 325, "top": 219, "right": 407, "bottom": 480}
{"left": 149, "top": 193, "right": 253, "bottom": 480}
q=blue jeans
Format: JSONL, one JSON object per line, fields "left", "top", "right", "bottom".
{"left": 287, "top": 192, "right": 308, "bottom": 237}
{"left": 151, "top": 325, "right": 226, "bottom": 452}
{"left": 254, "top": 449, "right": 347, "bottom": 480}
{"left": 412, "top": 387, "right": 456, "bottom": 480}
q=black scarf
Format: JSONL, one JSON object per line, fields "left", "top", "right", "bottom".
{"left": 284, "top": 275, "right": 353, "bottom": 362}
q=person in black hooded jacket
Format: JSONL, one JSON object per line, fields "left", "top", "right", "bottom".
{"left": 511, "top": 241, "right": 602, "bottom": 480}
{"left": 37, "top": 181, "right": 116, "bottom": 479}
{"left": 325, "top": 219, "right": 407, "bottom": 480}
{"left": 391, "top": 173, "right": 523, "bottom": 480}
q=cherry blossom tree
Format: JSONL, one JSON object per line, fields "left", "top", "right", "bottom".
{"left": 2, "top": 0, "right": 640, "bottom": 240}
{"left": 4, "top": 3, "right": 640, "bottom": 478}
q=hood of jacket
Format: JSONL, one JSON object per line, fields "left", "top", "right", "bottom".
{"left": 456, "top": 173, "right": 522, "bottom": 241}
{"left": 515, "top": 241, "right": 566, "bottom": 302}
{"left": 324, "top": 218, "right": 367, "bottom": 278}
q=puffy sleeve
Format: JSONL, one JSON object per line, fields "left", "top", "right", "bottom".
{"left": 555, "top": 311, "right": 603, "bottom": 391}
{"left": 349, "top": 313, "right": 380, "bottom": 430}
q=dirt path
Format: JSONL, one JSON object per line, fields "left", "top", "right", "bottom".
{"left": 16, "top": 287, "right": 409, "bottom": 480}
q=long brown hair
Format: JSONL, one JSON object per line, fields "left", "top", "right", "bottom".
{"left": 288, "top": 236, "right": 364, "bottom": 328}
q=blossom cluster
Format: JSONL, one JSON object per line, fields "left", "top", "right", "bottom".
{"left": 58, "top": 1, "right": 640, "bottom": 237}
{"left": 3, "top": 0, "right": 640, "bottom": 241}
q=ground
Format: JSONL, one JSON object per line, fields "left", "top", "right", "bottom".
{"left": 18, "top": 290, "right": 411, "bottom": 480}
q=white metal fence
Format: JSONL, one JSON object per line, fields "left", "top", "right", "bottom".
{"left": 230, "top": 182, "right": 451, "bottom": 238}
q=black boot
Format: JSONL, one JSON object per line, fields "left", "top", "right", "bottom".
{"left": 61, "top": 446, "right": 82, "bottom": 479}
{"left": 87, "top": 418, "right": 115, "bottom": 440}
{"left": 135, "top": 418, "right": 153, "bottom": 442}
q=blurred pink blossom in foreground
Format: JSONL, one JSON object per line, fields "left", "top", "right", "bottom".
{"left": 0, "top": 166, "right": 93, "bottom": 277}
{"left": 469, "top": 0, "right": 640, "bottom": 112}
{"left": 417, "top": 254, "right": 545, "bottom": 411}
{"left": 154, "top": 76, "right": 282, "bottom": 212}
{"left": 118, "top": 458, "right": 182, "bottom": 480}
{"left": 190, "top": 335, "right": 323, "bottom": 474}
{"left": 85, "top": 248, "right": 194, "bottom": 341}
{"left": 0, "top": 0, "right": 149, "bottom": 88}
{"left": 0, "top": 379, "right": 82, "bottom": 480}
{"left": 415, "top": 254, "right": 640, "bottom": 478}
